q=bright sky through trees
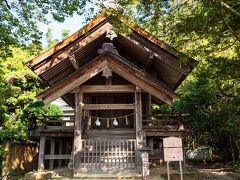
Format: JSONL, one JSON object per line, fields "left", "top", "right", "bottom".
{"left": 38, "top": 13, "right": 84, "bottom": 47}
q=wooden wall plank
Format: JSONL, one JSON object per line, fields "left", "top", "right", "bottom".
{"left": 79, "top": 85, "right": 135, "bottom": 93}
{"left": 83, "top": 104, "right": 135, "bottom": 110}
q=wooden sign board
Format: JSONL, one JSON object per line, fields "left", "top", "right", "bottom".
{"left": 163, "top": 137, "right": 182, "bottom": 148}
{"left": 163, "top": 137, "right": 183, "bottom": 162}
{"left": 163, "top": 147, "right": 183, "bottom": 161}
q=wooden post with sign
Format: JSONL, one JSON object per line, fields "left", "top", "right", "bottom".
{"left": 163, "top": 137, "right": 184, "bottom": 180}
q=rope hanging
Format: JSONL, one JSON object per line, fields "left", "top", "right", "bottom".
{"left": 125, "top": 115, "right": 129, "bottom": 125}
{"left": 88, "top": 116, "right": 91, "bottom": 126}
{"left": 79, "top": 111, "right": 138, "bottom": 120}
{"left": 107, "top": 118, "right": 110, "bottom": 128}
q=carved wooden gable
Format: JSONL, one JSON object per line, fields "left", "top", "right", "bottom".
{"left": 26, "top": 13, "right": 198, "bottom": 106}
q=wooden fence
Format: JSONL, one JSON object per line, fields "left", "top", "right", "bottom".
{"left": 80, "top": 139, "right": 137, "bottom": 170}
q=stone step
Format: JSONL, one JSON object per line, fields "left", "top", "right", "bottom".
{"left": 74, "top": 169, "right": 141, "bottom": 179}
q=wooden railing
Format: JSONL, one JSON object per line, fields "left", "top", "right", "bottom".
{"left": 80, "top": 139, "right": 136, "bottom": 170}
{"left": 37, "top": 114, "right": 187, "bottom": 131}
{"left": 142, "top": 114, "right": 187, "bottom": 131}
{"left": 38, "top": 115, "right": 75, "bottom": 130}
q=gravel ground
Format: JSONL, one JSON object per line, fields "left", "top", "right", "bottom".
{"left": 7, "top": 165, "right": 240, "bottom": 179}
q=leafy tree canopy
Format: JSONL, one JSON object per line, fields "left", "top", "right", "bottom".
{"left": 0, "top": 0, "right": 97, "bottom": 58}
{"left": 0, "top": 0, "right": 239, "bottom": 163}
{"left": 0, "top": 47, "right": 62, "bottom": 161}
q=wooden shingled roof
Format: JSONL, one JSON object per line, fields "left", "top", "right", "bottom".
{"left": 26, "top": 12, "right": 198, "bottom": 106}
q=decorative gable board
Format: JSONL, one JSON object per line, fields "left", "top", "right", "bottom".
{"left": 26, "top": 13, "right": 198, "bottom": 106}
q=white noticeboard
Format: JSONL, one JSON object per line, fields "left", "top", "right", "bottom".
{"left": 163, "top": 137, "right": 183, "bottom": 161}
{"left": 163, "top": 137, "right": 184, "bottom": 180}
{"left": 163, "top": 147, "right": 183, "bottom": 161}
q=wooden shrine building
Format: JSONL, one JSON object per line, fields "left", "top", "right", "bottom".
{"left": 26, "top": 13, "right": 197, "bottom": 177}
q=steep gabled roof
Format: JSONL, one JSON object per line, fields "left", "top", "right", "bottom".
{"left": 37, "top": 53, "right": 176, "bottom": 104}
{"left": 26, "top": 12, "right": 198, "bottom": 106}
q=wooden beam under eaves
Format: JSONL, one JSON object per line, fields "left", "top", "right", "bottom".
{"left": 121, "top": 35, "right": 188, "bottom": 75}
{"left": 82, "top": 104, "right": 135, "bottom": 110}
{"left": 69, "top": 54, "right": 79, "bottom": 70}
{"left": 26, "top": 14, "right": 106, "bottom": 68}
{"left": 37, "top": 53, "right": 176, "bottom": 105}
{"left": 71, "top": 85, "right": 136, "bottom": 93}
{"left": 33, "top": 23, "right": 113, "bottom": 75}
{"left": 144, "top": 54, "right": 154, "bottom": 72}
{"left": 106, "top": 55, "right": 176, "bottom": 104}
{"left": 37, "top": 56, "right": 108, "bottom": 104}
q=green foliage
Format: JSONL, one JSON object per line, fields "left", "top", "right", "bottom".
{"left": 46, "top": 28, "right": 59, "bottom": 48}
{"left": 61, "top": 29, "right": 71, "bottom": 40}
{"left": 22, "top": 101, "right": 63, "bottom": 131}
{"left": 114, "top": 0, "right": 240, "bottom": 162}
{"left": 0, "top": 145, "right": 6, "bottom": 162}
{"left": 0, "top": 0, "right": 239, "bottom": 164}
{"left": 0, "top": 0, "right": 99, "bottom": 58}
{"left": 228, "top": 162, "right": 240, "bottom": 173}
{"left": 0, "top": 47, "right": 52, "bottom": 162}
{"left": 159, "top": 56, "right": 240, "bottom": 161}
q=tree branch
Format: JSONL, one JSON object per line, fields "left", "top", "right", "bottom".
{"left": 213, "top": 0, "right": 240, "bottom": 42}
{"left": 220, "top": 1, "right": 240, "bottom": 18}
{"left": 3, "top": 0, "right": 11, "bottom": 10}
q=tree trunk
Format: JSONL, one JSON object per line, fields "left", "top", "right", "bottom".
{"left": 229, "top": 138, "right": 236, "bottom": 162}
{"left": 234, "top": 140, "right": 240, "bottom": 161}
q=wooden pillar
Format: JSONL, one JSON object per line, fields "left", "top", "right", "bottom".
{"left": 146, "top": 93, "right": 152, "bottom": 120}
{"left": 49, "top": 138, "right": 55, "bottom": 170}
{"left": 58, "top": 140, "right": 63, "bottom": 168}
{"left": 73, "top": 87, "right": 83, "bottom": 175}
{"left": 38, "top": 135, "right": 46, "bottom": 171}
{"left": 135, "top": 86, "right": 143, "bottom": 150}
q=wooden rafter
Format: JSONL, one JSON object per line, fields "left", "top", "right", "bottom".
{"left": 26, "top": 14, "right": 106, "bottom": 68}
{"left": 37, "top": 57, "right": 108, "bottom": 104}
{"left": 37, "top": 53, "right": 176, "bottom": 104}
{"left": 26, "top": 13, "right": 197, "bottom": 73}
{"left": 144, "top": 54, "right": 154, "bottom": 72}
{"left": 106, "top": 55, "right": 176, "bottom": 104}
{"left": 120, "top": 35, "right": 189, "bottom": 75}
{"left": 34, "top": 23, "right": 113, "bottom": 75}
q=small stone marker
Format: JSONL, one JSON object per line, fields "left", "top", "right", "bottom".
{"left": 139, "top": 147, "right": 152, "bottom": 180}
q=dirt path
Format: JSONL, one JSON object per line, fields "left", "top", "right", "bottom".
{"left": 11, "top": 166, "right": 240, "bottom": 179}
{"left": 150, "top": 166, "right": 240, "bottom": 180}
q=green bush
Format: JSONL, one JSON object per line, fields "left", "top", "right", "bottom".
{"left": 228, "top": 162, "right": 240, "bottom": 173}
{"left": 22, "top": 100, "right": 63, "bottom": 130}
